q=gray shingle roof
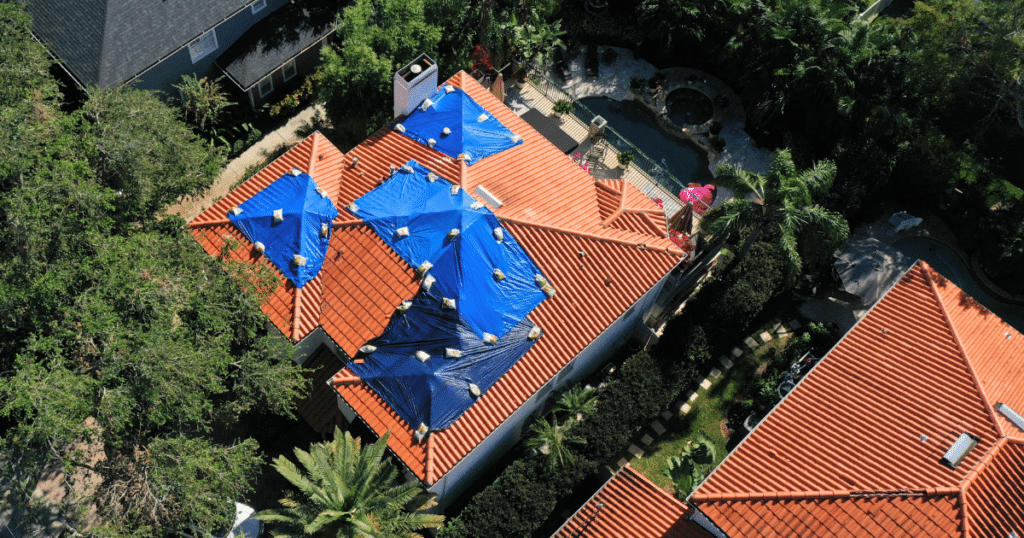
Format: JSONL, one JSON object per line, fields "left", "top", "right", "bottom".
{"left": 217, "top": 1, "right": 337, "bottom": 90}
{"left": 28, "top": 0, "right": 251, "bottom": 88}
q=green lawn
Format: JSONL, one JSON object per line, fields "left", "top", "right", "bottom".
{"left": 630, "top": 328, "right": 794, "bottom": 496}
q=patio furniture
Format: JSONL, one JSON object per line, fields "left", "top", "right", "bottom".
{"left": 585, "top": 42, "right": 599, "bottom": 79}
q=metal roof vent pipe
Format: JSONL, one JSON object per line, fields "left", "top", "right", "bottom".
{"left": 394, "top": 53, "right": 438, "bottom": 119}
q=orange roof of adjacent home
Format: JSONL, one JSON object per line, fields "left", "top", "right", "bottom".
{"left": 690, "top": 261, "right": 1024, "bottom": 537}
{"left": 190, "top": 71, "right": 683, "bottom": 484}
{"left": 554, "top": 465, "right": 715, "bottom": 538}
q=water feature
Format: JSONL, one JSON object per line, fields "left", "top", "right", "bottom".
{"left": 577, "top": 97, "right": 714, "bottom": 187}
{"left": 892, "top": 236, "right": 1024, "bottom": 331}
{"left": 667, "top": 88, "right": 714, "bottom": 126}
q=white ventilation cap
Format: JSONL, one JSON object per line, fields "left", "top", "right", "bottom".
{"left": 996, "top": 403, "right": 1024, "bottom": 432}
{"left": 442, "top": 127, "right": 451, "bottom": 135}
{"left": 273, "top": 209, "right": 284, "bottom": 223}
{"left": 941, "top": 432, "right": 980, "bottom": 468}
{"left": 293, "top": 254, "right": 307, "bottom": 266}
{"left": 411, "top": 64, "right": 422, "bottom": 74}
{"left": 474, "top": 185, "right": 503, "bottom": 208}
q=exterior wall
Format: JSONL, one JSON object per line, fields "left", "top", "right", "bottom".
{"left": 130, "top": 0, "right": 289, "bottom": 96}
{"left": 426, "top": 270, "right": 674, "bottom": 511}
{"left": 247, "top": 32, "right": 333, "bottom": 110}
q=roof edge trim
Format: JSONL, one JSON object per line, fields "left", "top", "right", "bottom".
{"left": 500, "top": 216, "right": 682, "bottom": 256}
{"left": 923, "top": 267, "right": 1005, "bottom": 438}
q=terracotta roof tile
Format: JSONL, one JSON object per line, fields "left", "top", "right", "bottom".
{"left": 689, "top": 261, "right": 1024, "bottom": 537}
{"left": 555, "top": 466, "right": 714, "bottom": 538}
{"left": 191, "top": 76, "right": 683, "bottom": 486}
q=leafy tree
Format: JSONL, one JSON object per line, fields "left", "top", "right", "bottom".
{"left": 259, "top": 428, "right": 444, "bottom": 538}
{"left": 702, "top": 149, "right": 849, "bottom": 281}
{"left": 317, "top": 0, "right": 442, "bottom": 140}
{"left": 81, "top": 87, "right": 225, "bottom": 225}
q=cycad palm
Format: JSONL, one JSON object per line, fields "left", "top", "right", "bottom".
{"left": 258, "top": 428, "right": 444, "bottom": 538}
{"left": 701, "top": 149, "right": 849, "bottom": 280}
{"left": 554, "top": 385, "right": 598, "bottom": 422}
{"left": 525, "top": 417, "right": 576, "bottom": 472}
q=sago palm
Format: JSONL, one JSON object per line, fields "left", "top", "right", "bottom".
{"left": 701, "top": 149, "right": 849, "bottom": 280}
{"left": 525, "top": 417, "right": 576, "bottom": 472}
{"left": 257, "top": 428, "right": 444, "bottom": 538}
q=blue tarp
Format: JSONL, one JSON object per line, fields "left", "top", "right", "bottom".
{"left": 348, "top": 293, "right": 539, "bottom": 430}
{"left": 395, "top": 85, "right": 523, "bottom": 165}
{"left": 352, "top": 160, "right": 547, "bottom": 340}
{"left": 228, "top": 171, "right": 338, "bottom": 288}
{"left": 348, "top": 160, "right": 551, "bottom": 431}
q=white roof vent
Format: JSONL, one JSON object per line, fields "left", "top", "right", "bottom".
{"left": 995, "top": 403, "right": 1024, "bottom": 432}
{"left": 941, "top": 432, "right": 980, "bottom": 468}
{"left": 474, "top": 185, "right": 503, "bottom": 209}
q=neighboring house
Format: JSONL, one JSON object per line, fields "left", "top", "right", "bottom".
{"left": 26, "top": 0, "right": 326, "bottom": 101}
{"left": 554, "top": 260, "right": 1024, "bottom": 537}
{"left": 189, "top": 65, "right": 687, "bottom": 510}
{"left": 554, "top": 465, "right": 717, "bottom": 538}
{"left": 215, "top": 0, "right": 339, "bottom": 109}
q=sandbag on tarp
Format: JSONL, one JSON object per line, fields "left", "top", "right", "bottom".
{"left": 349, "top": 292, "right": 540, "bottom": 431}
{"left": 394, "top": 85, "right": 523, "bottom": 165}
{"left": 351, "top": 160, "right": 548, "bottom": 340}
{"left": 229, "top": 170, "right": 338, "bottom": 288}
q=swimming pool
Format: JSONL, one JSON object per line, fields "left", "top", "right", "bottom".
{"left": 892, "top": 236, "right": 1024, "bottom": 331}
{"left": 667, "top": 88, "right": 714, "bottom": 126}
{"left": 577, "top": 97, "right": 714, "bottom": 187}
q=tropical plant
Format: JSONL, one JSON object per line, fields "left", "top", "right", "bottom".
{"left": 525, "top": 417, "right": 576, "bottom": 472}
{"left": 173, "top": 74, "right": 232, "bottom": 130}
{"left": 258, "top": 428, "right": 444, "bottom": 538}
{"left": 617, "top": 150, "right": 636, "bottom": 167}
{"left": 552, "top": 99, "right": 574, "bottom": 115}
{"left": 554, "top": 385, "right": 598, "bottom": 421}
{"left": 701, "top": 149, "right": 849, "bottom": 281}
{"left": 665, "top": 435, "right": 716, "bottom": 498}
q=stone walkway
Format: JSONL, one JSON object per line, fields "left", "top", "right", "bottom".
{"left": 166, "top": 104, "right": 327, "bottom": 221}
{"left": 610, "top": 318, "right": 804, "bottom": 472}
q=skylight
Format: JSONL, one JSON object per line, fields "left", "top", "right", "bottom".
{"left": 941, "top": 432, "right": 980, "bottom": 469}
{"left": 995, "top": 403, "right": 1024, "bottom": 433}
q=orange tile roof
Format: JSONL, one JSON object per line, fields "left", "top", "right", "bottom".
{"left": 554, "top": 465, "right": 714, "bottom": 538}
{"left": 594, "top": 180, "right": 669, "bottom": 238}
{"left": 690, "top": 261, "right": 1024, "bottom": 537}
{"left": 190, "top": 72, "right": 683, "bottom": 485}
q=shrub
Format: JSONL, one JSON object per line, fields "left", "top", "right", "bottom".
{"left": 806, "top": 321, "right": 841, "bottom": 354}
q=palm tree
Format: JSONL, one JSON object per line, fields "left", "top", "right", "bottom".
{"left": 525, "top": 417, "right": 576, "bottom": 472}
{"left": 554, "top": 385, "right": 598, "bottom": 422}
{"left": 701, "top": 149, "right": 849, "bottom": 280}
{"left": 258, "top": 428, "right": 444, "bottom": 538}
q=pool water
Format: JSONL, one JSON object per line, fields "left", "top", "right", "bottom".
{"left": 667, "top": 88, "right": 714, "bottom": 125}
{"left": 892, "top": 236, "right": 1024, "bottom": 332}
{"left": 577, "top": 97, "right": 714, "bottom": 187}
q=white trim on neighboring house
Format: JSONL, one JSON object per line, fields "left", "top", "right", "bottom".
{"left": 282, "top": 59, "right": 298, "bottom": 81}
{"left": 188, "top": 29, "right": 219, "bottom": 64}
{"left": 258, "top": 76, "right": 274, "bottom": 97}
{"left": 250, "top": 0, "right": 267, "bottom": 14}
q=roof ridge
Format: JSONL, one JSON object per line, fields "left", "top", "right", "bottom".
{"left": 691, "top": 487, "right": 961, "bottom": 503}
{"left": 307, "top": 132, "right": 322, "bottom": 178}
{"left": 962, "top": 436, "right": 1009, "bottom": 492}
{"left": 501, "top": 215, "right": 682, "bottom": 256}
{"left": 923, "top": 265, "right": 1005, "bottom": 439}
